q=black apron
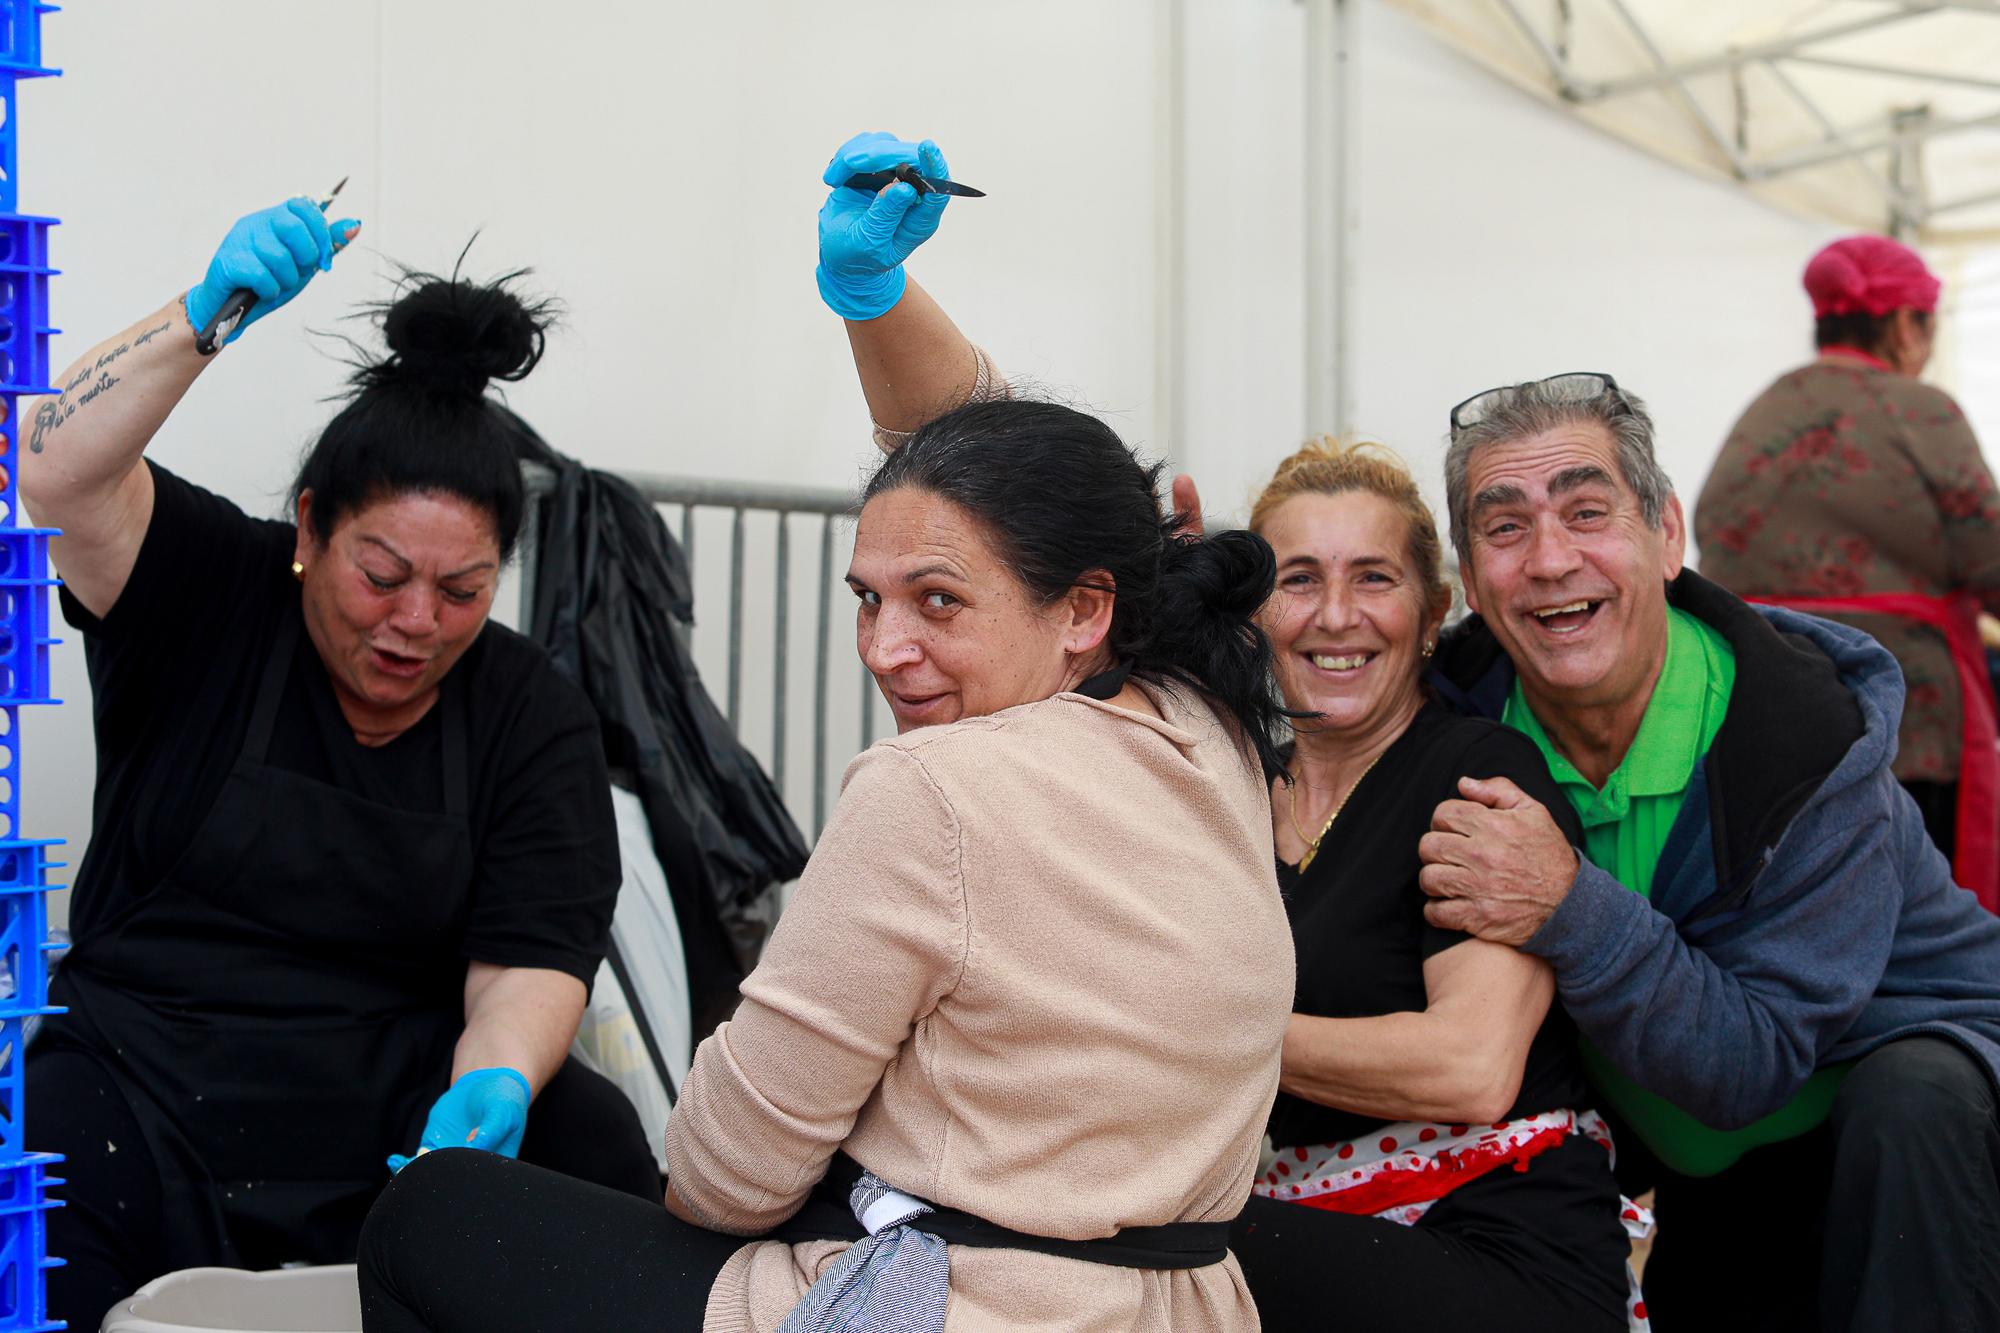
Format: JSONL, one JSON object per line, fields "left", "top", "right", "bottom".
{"left": 47, "top": 607, "right": 476, "bottom": 1266}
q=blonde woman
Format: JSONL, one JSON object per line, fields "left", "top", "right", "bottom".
{"left": 1223, "top": 441, "right": 1633, "bottom": 1331}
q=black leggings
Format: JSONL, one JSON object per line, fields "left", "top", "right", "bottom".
{"left": 361, "top": 1134, "right": 1631, "bottom": 1332}
{"left": 361, "top": 1148, "right": 739, "bottom": 1331}
{"left": 32, "top": 1044, "right": 661, "bottom": 1333}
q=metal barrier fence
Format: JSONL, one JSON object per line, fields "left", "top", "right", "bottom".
{"left": 520, "top": 468, "right": 881, "bottom": 842}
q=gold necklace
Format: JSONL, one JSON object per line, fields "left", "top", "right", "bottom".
{"left": 1286, "top": 751, "right": 1384, "bottom": 872}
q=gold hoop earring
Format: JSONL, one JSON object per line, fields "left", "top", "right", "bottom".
{"left": 291, "top": 561, "right": 306, "bottom": 582}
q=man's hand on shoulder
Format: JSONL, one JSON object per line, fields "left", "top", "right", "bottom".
{"left": 1419, "top": 775, "right": 1581, "bottom": 947}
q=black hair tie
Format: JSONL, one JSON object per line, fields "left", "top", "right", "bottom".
{"left": 1074, "top": 661, "right": 1134, "bottom": 701}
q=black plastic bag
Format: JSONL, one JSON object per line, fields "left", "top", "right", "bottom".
{"left": 510, "top": 415, "right": 809, "bottom": 1038}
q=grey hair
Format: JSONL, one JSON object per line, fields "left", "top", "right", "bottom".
{"left": 1442, "top": 380, "right": 1673, "bottom": 562}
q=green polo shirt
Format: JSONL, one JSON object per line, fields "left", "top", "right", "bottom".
{"left": 1506, "top": 607, "right": 1849, "bottom": 1177}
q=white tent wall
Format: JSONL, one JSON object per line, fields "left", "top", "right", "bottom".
{"left": 1958, "top": 248, "right": 2000, "bottom": 443}
{"left": 1175, "top": 0, "right": 1853, "bottom": 573}
{"left": 1342, "top": 0, "right": 1845, "bottom": 531}
{"left": 25, "top": 1, "right": 1984, "bottom": 928}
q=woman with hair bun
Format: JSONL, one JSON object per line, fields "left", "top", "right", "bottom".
{"left": 21, "top": 200, "right": 658, "bottom": 1330}
{"left": 359, "top": 343, "right": 1298, "bottom": 1328}
{"left": 801, "top": 132, "right": 1642, "bottom": 1331}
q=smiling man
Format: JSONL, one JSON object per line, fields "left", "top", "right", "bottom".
{"left": 1417, "top": 372, "right": 2000, "bottom": 1332}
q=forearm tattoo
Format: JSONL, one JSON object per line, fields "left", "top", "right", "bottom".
{"left": 26, "top": 319, "right": 172, "bottom": 454}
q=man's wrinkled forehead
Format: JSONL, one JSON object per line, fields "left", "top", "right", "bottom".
{"left": 1470, "top": 464, "right": 1620, "bottom": 520}
{"left": 1465, "top": 422, "right": 1626, "bottom": 495}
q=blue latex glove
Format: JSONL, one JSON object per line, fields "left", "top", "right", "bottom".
{"left": 386, "top": 1066, "right": 531, "bottom": 1174}
{"left": 816, "top": 132, "right": 953, "bottom": 321}
{"left": 184, "top": 197, "right": 361, "bottom": 344}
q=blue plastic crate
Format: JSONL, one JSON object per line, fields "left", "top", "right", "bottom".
{"left": 0, "top": 78, "right": 42, "bottom": 218}
{"left": 0, "top": 539, "right": 54, "bottom": 709}
{"left": 0, "top": 3, "right": 55, "bottom": 78}
{"left": 0, "top": 5, "right": 60, "bottom": 1323}
{"left": 0, "top": 1157, "right": 56, "bottom": 1219}
{"left": 0, "top": 877, "right": 60, "bottom": 1165}
{"left": 0, "top": 1155, "right": 62, "bottom": 1331}
{"left": 0, "top": 841, "right": 61, "bottom": 1058}
{"left": 0, "top": 221, "right": 60, "bottom": 396}
{"left": 0, "top": 848, "right": 58, "bottom": 1010}
{"left": 0, "top": 4, "right": 59, "bottom": 213}
{"left": 0, "top": 839, "right": 53, "bottom": 906}
{"left": 0, "top": 1009, "right": 45, "bottom": 1165}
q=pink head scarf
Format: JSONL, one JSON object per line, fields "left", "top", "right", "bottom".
{"left": 1804, "top": 235, "right": 1940, "bottom": 318}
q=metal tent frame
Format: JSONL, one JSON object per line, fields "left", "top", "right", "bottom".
{"left": 1392, "top": 0, "right": 2000, "bottom": 241}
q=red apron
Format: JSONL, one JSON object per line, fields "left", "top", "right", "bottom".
{"left": 1749, "top": 591, "right": 1998, "bottom": 914}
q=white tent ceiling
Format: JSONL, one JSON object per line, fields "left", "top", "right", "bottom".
{"left": 1387, "top": 0, "right": 2000, "bottom": 243}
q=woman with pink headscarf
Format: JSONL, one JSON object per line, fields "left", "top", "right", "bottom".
{"left": 1697, "top": 235, "right": 2000, "bottom": 912}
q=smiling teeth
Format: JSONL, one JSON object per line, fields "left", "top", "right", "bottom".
{"left": 1533, "top": 601, "right": 1592, "bottom": 618}
{"left": 1311, "top": 653, "right": 1370, "bottom": 671}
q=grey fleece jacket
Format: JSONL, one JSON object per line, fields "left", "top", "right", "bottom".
{"left": 1435, "top": 570, "right": 2000, "bottom": 1130}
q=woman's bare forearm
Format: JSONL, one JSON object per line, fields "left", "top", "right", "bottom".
{"left": 1279, "top": 1010, "right": 1524, "bottom": 1125}
{"left": 1280, "top": 944, "right": 1554, "bottom": 1126}
{"left": 455, "top": 962, "right": 587, "bottom": 1096}
{"left": 843, "top": 277, "right": 982, "bottom": 434}
{"left": 20, "top": 296, "right": 209, "bottom": 524}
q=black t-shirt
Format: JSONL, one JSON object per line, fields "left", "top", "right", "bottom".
{"left": 1266, "top": 700, "right": 1589, "bottom": 1150}
{"left": 60, "top": 462, "right": 618, "bottom": 985}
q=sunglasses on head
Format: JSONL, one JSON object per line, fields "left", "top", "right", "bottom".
{"left": 1448, "top": 372, "right": 1630, "bottom": 437}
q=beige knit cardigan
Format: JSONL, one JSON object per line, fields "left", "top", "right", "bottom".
{"left": 664, "top": 682, "right": 1293, "bottom": 1331}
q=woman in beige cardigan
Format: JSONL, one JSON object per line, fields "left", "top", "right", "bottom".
{"left": 358, "top": 391, "right": 1299, "bottom": 1327}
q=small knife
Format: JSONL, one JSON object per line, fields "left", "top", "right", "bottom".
{"left": 842, "top": 163, "right": 986, "bottom": 198}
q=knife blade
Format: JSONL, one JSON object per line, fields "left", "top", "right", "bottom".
{"left": 842, "top": 164, "right": 986, "bottom": 198}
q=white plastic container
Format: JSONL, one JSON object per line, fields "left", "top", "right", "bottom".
{"left": 100, "top": 1265, "right": 361, "bottom": 1333}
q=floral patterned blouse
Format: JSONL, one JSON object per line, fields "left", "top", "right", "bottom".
{"left": 1696, "top": 356, "right": 2000, "bottom": 783}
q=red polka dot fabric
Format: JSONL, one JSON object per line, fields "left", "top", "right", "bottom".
{"left": 1255, "top": 1108, "right": 1654, "bottom": 1331}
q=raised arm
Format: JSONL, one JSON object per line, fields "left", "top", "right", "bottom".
{"left": 20, "top": 199, "right": 358, "bottom": 618}
{"left": 817, "top": 133, "right": 983, "bottom": 436}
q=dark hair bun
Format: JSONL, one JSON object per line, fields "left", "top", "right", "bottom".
{"left": 359, "top": 260, "right": 554, "bottom": 398}
{"left": 1160, "top": 528, "right": 1277, "bottom": 621}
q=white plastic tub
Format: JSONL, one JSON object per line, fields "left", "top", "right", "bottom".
{"left": 101, "top": 1265, "right": 361, "bottom": 1333}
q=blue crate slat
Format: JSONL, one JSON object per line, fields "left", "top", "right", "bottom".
{"left": 0, "top": 843, "right": 55, "bottom": 894}
{"left": 0, "top": 84, "right": 50, "bottom": 219}
{"left": 0, "top": 714, "right": 18, "bottom": 852}
{"left": 0, "top": 1156, "right": 57, "bottom": 1215}
{"left": 0, "top": 845, "right": 60, "bottom": 1045}
{"left": 0, "top": 79, "right": 17, "bottom": 217}
{"left": 0, "top": 996, "right": 45, "bottom": 1159}
{"left": 0, "top": 3, "right": 57, "bottom": 78}
{"left": 0, "top": 1155, "right": 62, "bottom": 1330}
{"left": 0, "top": 392, "right": 22, "bottom": 537}
{"left": 0, "top": 537, "right": 58, "bottom": 711}
{"left": 0, "top": 220, "right": 62, "bottom": 395}
{"left": 0, "top": 877, "right": 59, "bottom": 1014}
{"left": 0, "top": 5, "right": 60, "bottom": 215}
